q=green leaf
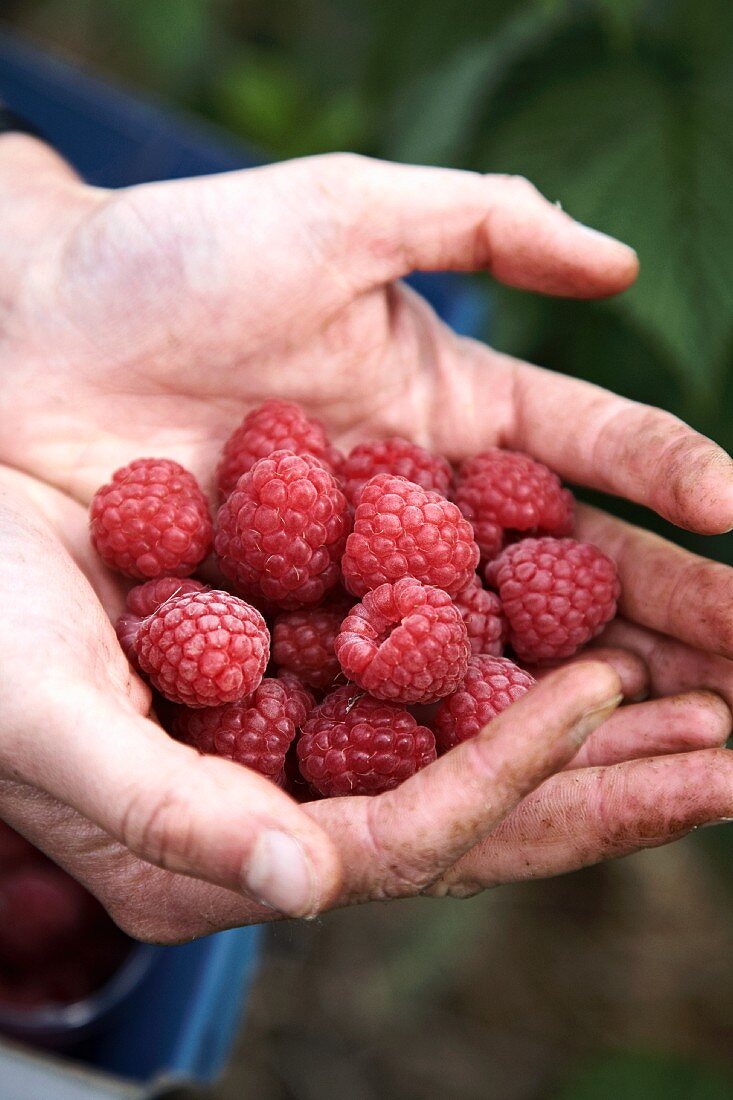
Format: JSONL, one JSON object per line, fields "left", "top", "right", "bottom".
{"left": 385, "top": 5, "right": 564, "bottom": 165}
{"left": 554, "top": 1051, "right": 733, "bottom": 1100}
{"left": 482, "top": 62, "right": 733, "bottom": 405}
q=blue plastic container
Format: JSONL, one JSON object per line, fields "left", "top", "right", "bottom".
{"left": 0, "top": 28, "right": 487, "bottom": 1089}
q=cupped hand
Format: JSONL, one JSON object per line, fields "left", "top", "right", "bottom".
{"left": 1, "top": 137, "right": 732, "bottom": 722}
{"left": 0, "top": 466, "right": 730, "bottom": 941}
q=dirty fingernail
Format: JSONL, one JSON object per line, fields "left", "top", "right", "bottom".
{"left": 568, "top": 694, "right": 624, "bottom": 747}
{"left": 243, "top": 829, "right": 316, "bottom": 917}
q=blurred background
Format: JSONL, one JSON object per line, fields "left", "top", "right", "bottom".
{"left": 3, "top": 1, "right": 733, "bottom": 1097}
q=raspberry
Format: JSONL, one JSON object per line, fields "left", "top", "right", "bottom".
{"left": 217, "top": 399, "right": 343, "bottom": 499}
{"left": 134, "top": 589, "right": 269, "bottom": 706}
{"left": 0, "top": 865, "right": 96, "bottom": 967}
{"left": 340, "top": 437, "right": 452, "bottom": 508}
{"left": 0, "top": 822, "right": 36, "bottom": 870}
{"left": 341, "top": 474, "right": 479, "bottom": 598}
{"left": 172, "top": 675, "right": 315, "bottom": 783}
{"left": 273, "top": 602, "right": 352, "bottom": 691}
{"left": 297, "top": 685, "right": 436, "bottom": 796}
{"left": 454, "top": 575, "right": 506, "bottom": 656}
{"left": 433, "top": 655, "right": 536, "bottom": 752}
{"left": 335, "top": 578, "right": 470, "bottom": 703}
{"left": 454, "top": 448, "right": 574, "bottom": 560}
{"left": 487, "top": 537, "right": 620, "bottom": 662}
{"left": 126, "top": 576, "right": 206, "bottom": 617}
{"left": 118, "top": 579, "right": 208, "bottom": 664}
{"left": 115, "top": 612, "right": 142, "bottom": 666}
{"left": 90, "top": 458, "right": 213, "bottom": 579}
{"left": 214, "top": 450, "right": 351, "bottom": 610}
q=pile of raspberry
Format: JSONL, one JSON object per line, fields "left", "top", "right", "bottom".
{"left": 91, "top": 400, "right": 620, "bottom": 798}
{"left": 0, "top": 822, "right": 131, "bottom": 1010}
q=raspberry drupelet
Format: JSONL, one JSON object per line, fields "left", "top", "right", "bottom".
{"left": 341, "top": 474, "right": 479, "bottom": 598}
{"left": 486, "top": 537, "right": 620, "bottom": 662}
{"left": 90, "top": 458, "right": 213, "bottom": 579}
{"left": 453, "top": 574, "right": 506, "bottom": 657}
{"left": 434, "top": 655, "right": 536, "bottom": 752}
{"left": 335, "top": 577, "right": 470, "bottom": 703}
{"left": 340, "top": 437, "right": 453, "bottom": 508}
{"left": 454, "top": 447, "right": 574, "bottom": 561}
{"left": 215, "top": 450, "right": 351, "bottom": 610}
{"left": 216, "top": 399, "right": 343, "bottom": 499}
{"left": 133, "top": 589, "right": 270, "bottom": 707}
{"left": 171, "top": 674, "right": 315, "bottom": 784}
{"left": 297, "top": 685, "right": 436, "bottom": 797}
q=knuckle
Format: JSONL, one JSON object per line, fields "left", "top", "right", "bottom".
{"left": 118, "top": 779, "right": 198, "bottom": 872}
{"left": 362, "top": 797, "right": 444, "bottom": 899}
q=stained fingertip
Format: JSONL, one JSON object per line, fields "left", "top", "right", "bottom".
{"left": 533, "top": 647, "right": 649, "bottom": 702}
{"left": 685, "top": 690, "right": 733, "bottom": 741}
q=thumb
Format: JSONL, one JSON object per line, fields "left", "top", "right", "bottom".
{"left": 11, "top": 687, "right": 341, "bottom": 918}
{"left": 313, "top": 154, "right": 638, "bottom": 298}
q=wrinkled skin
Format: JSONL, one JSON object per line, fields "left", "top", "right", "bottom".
{"left": 1, "top": 137, "right": 733, "bottom": 941}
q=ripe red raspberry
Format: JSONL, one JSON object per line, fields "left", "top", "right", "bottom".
{"left": 0, "top": 822, "right": 36, "bottom": 870}
{"left": 297, "top": 686, "right": 436, "bottom": 796}
{"left": 340, "top": 437, "right": 452, "bottom": 508}
{"left": 115, "top": 612, "right": 142, "bottom": 666}
{"left": 172, "top": 675, "right": 315, "bottom": 784}
{"left": 0, "top": 865, "right": 97, "bottom": 967}
{"left": 126, "top": 576, "right": 206, "bottom": 617}
{"left": 434, "top": 655, "right": 536, "bottom": 752}
{"left": 454, "top": 575, "right": 506, "bottom": 657}
{"left": 90, "top": 458, "right": 213, "bottom": 579}
{"left": 335, "top": 578, "right": 470, "bottom": 703}
{"left": 487, "top": 537, "right": 620, "bottom": 661}
{"left": 216, "top": 400, "right": 343, "bottom": 499}
{"left": 272, "top": 602, "right": 352, "bottom": 691}
{"left": 134, "top": 589, "right": 269, "bottom": 706}
{"left": 341, "top": 474, "right": 479, "bottom": 598}
{"left": 117, "top": 579, "right": 208, "bottom": 668}
{"left": 454, "top": 448, "right": 574, "bottom": 560}
{"left": 215, "top": 450, "right": 351, "bottom": 610}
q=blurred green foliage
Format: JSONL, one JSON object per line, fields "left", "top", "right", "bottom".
{"left": 554, "top": 1050, "right": 733, "bottom": 1099}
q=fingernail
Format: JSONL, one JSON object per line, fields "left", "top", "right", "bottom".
{"left": 575, "top": 222, "right": 635, "bottom": 253}
{"left": 568, "top": 694, "right": 623, "bottom": 747}
{"left": 243, "top": 830, "right": 316, "bottom": 917}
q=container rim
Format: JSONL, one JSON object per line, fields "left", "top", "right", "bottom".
{"left": 0, "top": 941, "right": 159, "bottom": 1035}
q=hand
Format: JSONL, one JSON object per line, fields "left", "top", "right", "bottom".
{"left": 1, "top": 466, "right": 730, "bottom": 941}
{"left": 0, "top": 137, "right": 732, "bottom": 703}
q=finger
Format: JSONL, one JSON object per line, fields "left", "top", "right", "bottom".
{"left": 593, "top": 619, "right": 733, "bottom": 709}
{"left": 575, "top": 505, "right": 733, "bottom": 655}
{"left": 5, "top": 688, "right": 341, "bottom": 919}
{"left": 0, "top": 788, "right": 275, "bottom": 943}
{"left": 323, "top": 157, "right": 638, "bottom": 297}
{"left": 567, "top": 692, "right": 731, "bottom": 769}
{"left": 307, "top": 662, "right": 621, "bottom": 902}
{"left": 428, "top": 748, "right": 733, "bottom": 896}
{"left": 441, "top": 340, "right": 733, "bottom": 534}
{"left": 529, "top": 646, "right": 648, "bottom": 701}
